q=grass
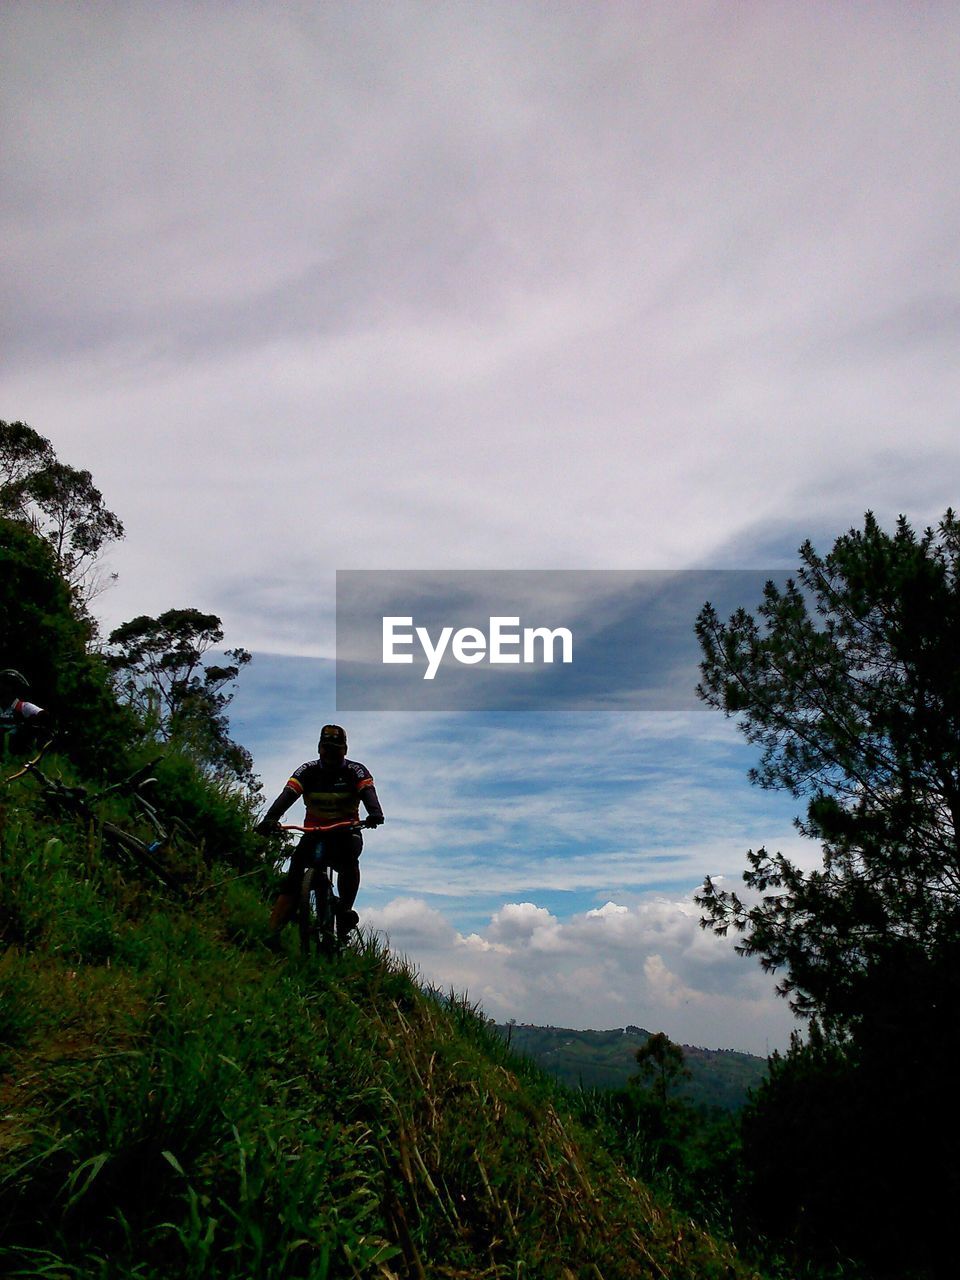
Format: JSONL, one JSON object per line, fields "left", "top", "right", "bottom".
{"left": 0, "top": 765, "right": 767, "bottom": 1279}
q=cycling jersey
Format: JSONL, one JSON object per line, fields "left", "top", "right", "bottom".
{"left": 284, "top": 757, "right": 383, "bottom": 827}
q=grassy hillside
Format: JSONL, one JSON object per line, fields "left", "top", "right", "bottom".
{"left": 0, "top": 760, "right": 765, "bottom": 1279}
{"left": 494, "top": 1024, "right": 768, "bottom": 1110}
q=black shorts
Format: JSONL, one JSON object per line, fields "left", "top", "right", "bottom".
{"left": 279, "top": 827, "right": 363, "bottom": 895}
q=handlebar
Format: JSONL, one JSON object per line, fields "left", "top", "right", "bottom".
{"left": 279, "top": 819, "right": 378, "bottom": 832}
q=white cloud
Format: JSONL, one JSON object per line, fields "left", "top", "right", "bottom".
{"left": 361, "top": 892, "right": 797, "bottom": 1056}
{"left": 487, "top": 902, "right": 566, "bottom": 952}
{"left": 586, "top": 901, "right": 629, "bottom": 920}
{"left": 643, "top": 954, "right": 706, "bottom": 1012}
{"left": 363, "top": 896, "right": 458, "bottom": 948}
{"left": 5, "top": 3, "right": 960, "bottom": 650}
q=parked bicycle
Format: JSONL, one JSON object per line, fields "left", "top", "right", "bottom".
{"left": 9, "top": 756, "right": 182, "bottom": 886}
{"left": 280, "top": 819, "right": 377, "bottom": 957}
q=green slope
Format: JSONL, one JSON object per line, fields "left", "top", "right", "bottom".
{"left": 494, "top": 1024, "right": 769, "bottom": 1110}
{"left": 0, "top": 766, "right": 765, "bottom": 1279}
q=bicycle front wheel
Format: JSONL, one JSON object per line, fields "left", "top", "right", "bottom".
{"left": 298, "top": 866, "right": 316, "bottom": 956}
{"left": 299, "top": 865, "right": 338, "bottom": 957}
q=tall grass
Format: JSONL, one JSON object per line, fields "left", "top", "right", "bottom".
{"left": 1, "top": 777, "right": 765, "bottom": 1279}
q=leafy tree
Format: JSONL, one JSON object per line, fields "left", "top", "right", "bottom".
{"left": 0, "top": 419, "right": 54, "bottom": 492}
{"left": 3, "top": 455, "right": 259, "bottom": 865}
{"left": 736, "top": 1021, "right": 886, "bottom": 1266}
{"left": 0, "top": 419, "right": 124, "bottom": 603}
{"left": 19, "top": 462, "right": 124, "bottom": 600}
{"left": 695, "top": 509, "right": 960, "bottom": 1033}
{"left": 632, "top": 1031, "right": 692, "bottom": 1107}
{"left": 106, "top": 609, "right": 255, "bottom": 789}
{"left": 0, "top": 516, "right": 135, "bottom": 773}
{"left": 695, "top": 510, "right": 960, "bottom": 1275}
{"left": 609, "top": 1033, "right": 693, "bottom": 1179}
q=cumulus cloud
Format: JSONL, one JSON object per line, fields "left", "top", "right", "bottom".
{"left": 487, "top": 903, "right": 564, "bottom": 948}
{"left": 362, "top": 897, "right": 459, "bottom": 948}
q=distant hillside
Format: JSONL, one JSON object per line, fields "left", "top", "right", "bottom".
{"left": 493, "top": 1022, "right": 768, "bottom": 1110}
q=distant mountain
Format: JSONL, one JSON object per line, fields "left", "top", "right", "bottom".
{"left": 492, "top": 1022, "right": 768, "bottom": 1110}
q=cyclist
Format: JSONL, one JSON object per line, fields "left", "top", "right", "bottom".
{"left": 256, "top": 724, "right": 384, "bottom": 945}
{"left": 0, "top": 669, "right": 50, "bottom": 761}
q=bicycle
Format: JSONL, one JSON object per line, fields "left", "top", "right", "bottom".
{"left": 8, "top": 756, "right": 181, "bottom": 886}
{"left": 2, "top": 735, "right": 55, "bottom": 784}
{"left": 280, "top": 819, "right": 376, "bottom": 957}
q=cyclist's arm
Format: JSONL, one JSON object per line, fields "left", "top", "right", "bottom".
{"left": 256, "top": 784, "right": 299, "bottom": 833}
{"left": 360, "top": 782, "right": 384, "bottom": 825}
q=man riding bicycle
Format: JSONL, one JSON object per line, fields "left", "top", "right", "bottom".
{"left": 255, "top": 724, "right": 384, "bottom": 945}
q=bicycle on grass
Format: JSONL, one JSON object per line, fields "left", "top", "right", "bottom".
{"left": 7, "top": 755, "right": 179, "bottom": 885}
{"left": 280, "top": 819, "right": 377, "bottom": 957}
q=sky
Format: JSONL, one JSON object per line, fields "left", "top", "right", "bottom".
{"left": 4, "top": 1, "right": 960, "bottom": 1055}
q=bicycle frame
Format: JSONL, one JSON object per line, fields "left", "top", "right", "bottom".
{"left": 280, "top": 820, "right": 366, "bottom": 956}
{"left": 2, "top": 736, "right": 55, "bottom": 784}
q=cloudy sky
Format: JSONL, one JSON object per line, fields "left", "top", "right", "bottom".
{"left": 4, "top": 2, "right": 960, "bottom": 1055}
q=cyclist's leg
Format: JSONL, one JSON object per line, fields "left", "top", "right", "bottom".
{"left": 337, "top": 860, "right": 360, "bottom": 912}
{"left": 268, "top": 833, "right": 317, "bottom": 935}
{"left": 332, "top": 830, "right": 362, "bottom": 937}
{"left": 268, "top": 892, "right": 297, "bottom": 934}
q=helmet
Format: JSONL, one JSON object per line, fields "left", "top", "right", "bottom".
{"left": 0, "top": 669, "right": 29, "bottom": 693}
{"left": 318, "top": 723, "right": 347, "bottom": 752}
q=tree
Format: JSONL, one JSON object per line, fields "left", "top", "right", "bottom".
{"left": 631, "top": 1032, "right": 691, "bottom": 1107}
{"left": 106, "top": 609, "right": 255, "bottom": 788}
{"left": 695, "top": 509, "right": 960, "bottom": 1033}
{"left": 0, "top": 516, "right": 136, "bottom": 773}
{"left": 695, "top": 510, "right": 960, "bottom": 1273}
{"left": 0, "top": 420, "right": 124, "bottom": 603}
{"left": 607, "top": 1033, "right": 696, "bottom": 1184}
{"left": 0, "top": 419, "right": 54, "bottom": 492}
